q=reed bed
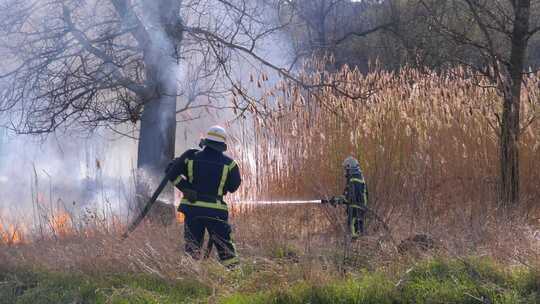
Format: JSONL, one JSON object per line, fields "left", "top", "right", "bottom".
{"left": 243, "top": 63, "right": 540, "bottom": 239}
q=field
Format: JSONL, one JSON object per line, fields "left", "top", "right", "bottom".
{"left": 1, "top": 202, "right": 539, "bottom": 303}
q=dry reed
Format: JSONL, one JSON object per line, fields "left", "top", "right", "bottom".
{"left": 240, "top": 62, "right": 540, "bottom": 242}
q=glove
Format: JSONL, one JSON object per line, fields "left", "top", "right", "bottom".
{"left": 165, "top": 158, "right": 182, "bottom": 181}
{"left": 321, "top": 195, "right": 346, "bottom": 206}
{"left": 182, "top": 188, "right": 198, "bottom": 203}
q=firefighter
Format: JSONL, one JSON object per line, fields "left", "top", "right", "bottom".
{"left": 166, "top": 126, "right": 241, "bottom": 268}
{"left": 342, "top": 156, "right": 368, "bottom": 238}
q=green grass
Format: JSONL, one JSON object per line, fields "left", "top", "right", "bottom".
{"left": 223, "top": 273, "right": 396, "bottom": 304}
{"left": 223, "top": 257, "right": 540, "bottom": 304}
{"left": 0, "top": 267, "right": 210, "bottom": 304}
{"left": 1, "top": 257, "right": 538, "bottom": 303}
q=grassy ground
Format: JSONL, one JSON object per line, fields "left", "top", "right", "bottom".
{"left": 1, "top": 203, "right": 539, "bottom": 304}
{"left": 0, "top": 267, "right": 210, "bottom": 304}
{"left": 1, "top": 257, "right": 539, "bottom": 303}
{"left": 1, "top": 204, "right": 539, "bottom": 303}
{"left": 226, "top": 257, "right": 540, "bottom": 304}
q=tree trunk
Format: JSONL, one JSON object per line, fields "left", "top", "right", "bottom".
{"left": 499, "top": 94, "right": 520, "bottom": 207}
{"left": 137, "top": 82, "right": 177, "bottom": 202}
{"left": 136, "top": 0, "right": 183, "bottom": 204}
{"left": 499, "top": 0, "right": 530, "bottom": 207}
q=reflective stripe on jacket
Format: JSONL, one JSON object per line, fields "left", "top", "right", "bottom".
{"left": 167, "top": 147, "right": 241, "bottom": 211}
{"left": 348, "top": 174, "right": 368, "bottom": 206}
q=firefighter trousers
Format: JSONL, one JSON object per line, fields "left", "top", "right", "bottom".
{"left": 347, "top": 206, "right": 366, "bottom": 238}
{"left": 181, "top": 205, "right": 238, "bottom": 267}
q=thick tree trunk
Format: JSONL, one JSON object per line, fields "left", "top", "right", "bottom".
{"left": 136, "top": 0, "right": 183, "bottom": 204}
{"left": 499, "top": 94, "right": 520, "bottom": 207}
{"left": 137, "top": 59, "right": 177, "bottom": 179}
{"left": 137, "top": 92, "right": 176, "bottom": 177}
{"left": 137, "top": 81, "right": 177, "bottom": 202}
{"left": 499, "top": 0, "right": 530, "bottom": 207}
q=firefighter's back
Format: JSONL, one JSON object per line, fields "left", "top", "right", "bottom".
{"left": 178, "top": 147, "right": 240, "bottom": 217}
{"left": 189, "top": 148, "right": 236, "bottom": 200}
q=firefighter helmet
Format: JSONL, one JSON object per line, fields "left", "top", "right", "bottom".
{"left": 205, "top": 125, "right": 227, "bottom": 143}
{"left": 343, "top": 156, "right": 361, "bottom": 176}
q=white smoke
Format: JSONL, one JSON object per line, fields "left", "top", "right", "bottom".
{"left": 0, "top": 0, "right": 295, "bottom": 226}
{"left": 0, "top": 128, "right": 138, "bottom": 222}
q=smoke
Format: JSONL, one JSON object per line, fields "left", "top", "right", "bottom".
{"left": 0, "top": 0, "right": 295, "bottom": 227}
{"left": 0, "top": 123, "right": 231, "bottom": 225}
{"left": 0, "top": 128, "right": 138, "bottom": 222}
{"left": 0, "top": 123, "right": 214, "bottom": 199}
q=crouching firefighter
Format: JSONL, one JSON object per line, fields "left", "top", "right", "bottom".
{"left": 166, "top": 126, "right": 241, "bottom": 268}
{"left": 322, "top": 156, "right": 368, "bottom": 239}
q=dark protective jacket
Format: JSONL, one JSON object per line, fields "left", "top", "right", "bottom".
{"left": 166, "top": 146, "right": 241, "bottom": 213}
{"left": 345, "top": 171, "right": 368, "bottom": 238}
{"left": 346, "top": 171, "right": 368, "bottom": 207}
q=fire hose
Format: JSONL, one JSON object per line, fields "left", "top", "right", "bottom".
{"left": 122, "top": 175, "right": 170, "bottom": 239}
{"left": 121, "top": 174, "right": 217, "bottom": 259}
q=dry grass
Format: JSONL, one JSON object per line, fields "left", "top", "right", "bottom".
{"left": 1, "top": 203, "right": 538, "bottom": 281}
{"left": 0, "top": 201, "right": 539, "bottom": 303}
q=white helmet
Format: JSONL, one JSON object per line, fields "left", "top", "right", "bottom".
{"left": 205, "top": 125, "right": 227, "bottom": 143}
{"left": 343, "top": 156, "right": 361, "bottom": 176}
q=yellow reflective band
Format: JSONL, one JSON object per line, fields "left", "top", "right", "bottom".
{"left": 187, "top": 159, "right": 194, "bottom": 183}
{"left": 231, "top": 239, "right": 237, "bottom": 253}
{"left": 207, "top": 131, "right": 226, "bottom": 141}
{"left": 218, "top": 161, "right": 236, "bottom": 196}
{"left": 350, "top": 178, "right": 364, "bottom": 183}
{"left": 180, "top": 199, "right": 228, "bottom": 211}
{"left": 173, "top": 175, "right": 183, "bottom": 186}
{"left": 221, "top": 256, "right": 239, "bottom": 266}
{"left": 217, "top": 165, "right": 229, "bottom": 196}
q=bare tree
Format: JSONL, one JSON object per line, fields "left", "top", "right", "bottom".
{"left": 419, "top": 0, "right": 540, "bottom": 206}
{"left": 0, "top": 0, "right": 292, "bottom": 182}
{"left": 278, "top": 0, "right": 398, "bottom": 70}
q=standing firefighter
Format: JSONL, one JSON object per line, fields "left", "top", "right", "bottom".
{"left": 343, "top": 156, "right": 368, "bottom": 238}
{"left": 166, "top": 126, "right": 241, "bottom": 268}
{"left": 323, "top": 156, "right": 368, "bottom": 239}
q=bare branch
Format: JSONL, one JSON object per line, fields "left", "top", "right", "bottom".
{"left": 186, "top": 25, "right": 375, "bottom": 100}
{"left": 62, "top": 4, "right": 148, "bottom": 98}
{"left": 333, "top": 22, "right": 395, "bottom": 45}
{"left": 110, "top": 0, "right": 151, "bottom": 47}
